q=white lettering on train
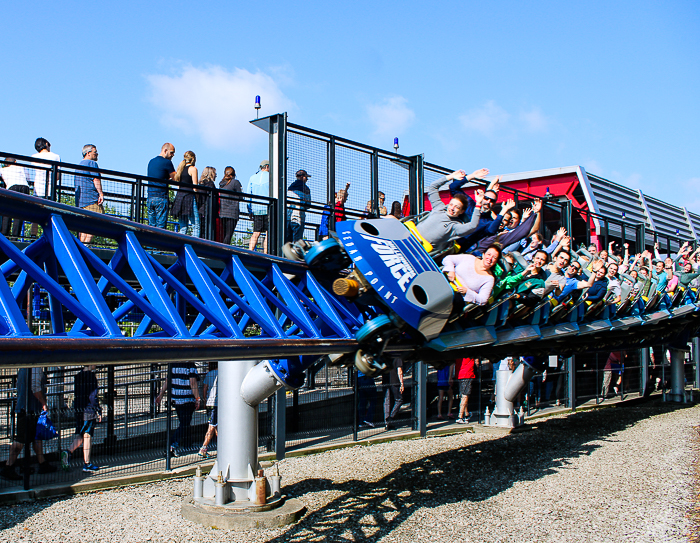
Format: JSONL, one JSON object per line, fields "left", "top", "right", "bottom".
{"left": 360, "top": 235, "right": 417, "bottom": 292}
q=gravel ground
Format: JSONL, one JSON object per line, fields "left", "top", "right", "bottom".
{"left": 0, "top": 401, "right": 697, "bottom": 543}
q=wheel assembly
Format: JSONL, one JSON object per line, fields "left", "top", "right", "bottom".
{"left": 282, "top": 242, "right": 306, "bottom": 262}
{"left": 354, "top": 349, "right": 387, "bottom": 377}
{"left": 304, "top": 238, "right": 350, "bottom": 272}
{"left": 355, "top": 315, "right": 394, "bottom": 345}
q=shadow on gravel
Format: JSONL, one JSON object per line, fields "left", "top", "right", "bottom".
{"left": 269, "top": 401, "right": 692, "bottom": 543}
{"left": 0, "top": 496, "right": 65, "bottom": 531}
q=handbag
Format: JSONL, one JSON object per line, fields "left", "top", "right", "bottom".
{"left": 35, "top": 410, "right": 58, "bottom": 441}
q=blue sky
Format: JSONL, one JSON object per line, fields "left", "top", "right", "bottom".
{"left": 2, "top": 1, "right": 699, "bottom": 209}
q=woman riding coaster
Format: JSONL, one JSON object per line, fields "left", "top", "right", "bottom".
{"left": 442, "top": 244, "right": 502, "bottom": 305}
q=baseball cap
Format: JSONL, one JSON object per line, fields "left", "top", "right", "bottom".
{"left": 260, "top": 160, "right": 270, "bottom": 168}
{"left": 296, "top": 169, "right": 311, "bottom": 178}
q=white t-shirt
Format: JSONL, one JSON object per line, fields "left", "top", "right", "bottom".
{"left": 0, "top": 165, "right": 30, "bottom": 189}
{"left": 31, "top": 151, "right": 61, "bottom": 198}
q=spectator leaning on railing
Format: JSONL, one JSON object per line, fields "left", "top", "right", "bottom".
{"left": 147, "top": 143, "right": 176, "bottom": 229}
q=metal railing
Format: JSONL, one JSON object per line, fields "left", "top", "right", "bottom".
{"left": 0, "top": 152, "right": 277, "bottom": 253}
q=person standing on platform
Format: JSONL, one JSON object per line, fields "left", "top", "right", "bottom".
{"left": 285, "top": 169, "right": 311, "bottom": 243}
{"left": 171, "top": 151, "right": 199, "bottom": 237}
{"left": 31, "top": 137, "right": 60, "bottom": 200}
{"left": 383, "top": 356, "right": 404, "bottom": 430}
{"left": 333, "top": 182, "right": 351, "bottom": 225}
{"left": 247, "top": 160, "right": 270, "bottom": 252}
{"left": 147, "top": 143, "right": 176, "bottom": 229}
{"left": 198, "top": 362, "right": 218, "bottom": 458}
{"left": 30, "top": 138, "right": 61, "bottom": 236}
{"left": 455, "top": 357, "right": 479, "bottom": 424}
{"left": 74, "top": 144, "right": 104, "bottom": 244}
{"left": 62, "top": 365, "right": 102, "bottom": 472}
{"left": 0, "top": 158, "right": 32, "bottom": 238}
{"left": 219, "top": 166, "right": 242, "bottom": 245}
{"left": 156, "top": 362, "right": 201, "bottom": 457}
{"left": 197, "top": 166, "right": 217, "bottom": 239}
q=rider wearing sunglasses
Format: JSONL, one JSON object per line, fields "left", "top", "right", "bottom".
{"left": 448, "top": 171, "right": 516, "bottom": 253}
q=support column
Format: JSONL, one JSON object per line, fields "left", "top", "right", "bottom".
{"left": 416, "top": 361, "right": 427, "bottom": 437}
{"left": 274, "top": 388, "right": 286, "bottom": 461}
{"left": 668, "top": 349, "right": 686, "bottom": 403}
{"left": 203, "top": 360, "right": 258, "bottom": 503}
{"left": 694, "top": 337, "right": 700, "bottom": 391}
{"left": 567, "top": 356, "right": 576, "bottom": 412}
{"left": 640, "top": 348, "right": 650, "bottom": 397}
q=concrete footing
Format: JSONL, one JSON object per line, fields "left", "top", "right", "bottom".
{"left": 181, "top": 496, "right": 306, "bottom": 530}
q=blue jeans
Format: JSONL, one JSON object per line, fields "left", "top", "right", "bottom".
{"left": 177, "top": 198, "right": 199, "bottom": 237}
{"left": 285, "top": 221, "right": 304, "bottom": 244}
{"left": 148, "top": 197, "right": 169, "bottom": 229}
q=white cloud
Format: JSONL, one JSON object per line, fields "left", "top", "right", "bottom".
{"left": 366, "top": 96, "right": 415, "bottom": 137}
{"left": 459, "top": 100, "right": 510, "bottom": 137}
{"left": 459, "top": 101, "right": 552, "bottom": 139}
{"left": 519, "top": 107, "right": 549, "bottom": 132}
{"left": 146, "top": 65, "right": 296, "bottom": 150}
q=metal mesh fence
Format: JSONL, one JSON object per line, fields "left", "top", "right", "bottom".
{"left": 378, "top": 155, "right": 411, "bottom": 219}
{"left": 0, "top": 363, "right": 274, "bottom": 490}
{"left": 335, "top": 143, "right": 373, "bottom": 220}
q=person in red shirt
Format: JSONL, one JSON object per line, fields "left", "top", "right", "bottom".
{"left": 455, "top": 357, "right": 479, "bottom": 423}
{"left": 334, "top": 182, "right": 350, "bottom": 224}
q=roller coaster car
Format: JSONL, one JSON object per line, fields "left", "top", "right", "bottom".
{"left": 303, "top": 219, "right": 454, "bottom": 375}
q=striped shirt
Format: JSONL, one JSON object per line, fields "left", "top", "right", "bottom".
{"left": 170, "top": 363, "right": 199, "bottom": 405}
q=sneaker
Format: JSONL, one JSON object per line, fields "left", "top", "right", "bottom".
{"left": 61, "top": 451, "right": 71, "bottom": 471}
{"left": 37, "top": 462, "right": 57, "bottom": 474}
{"left": 198, "top": 449, "right": 210, "bottom": 459}
{"left": 82, "top": 463, "right": 99, "bottom": 473}
{"left": 0, "top": 466, "right": 21, "bottom": 481}
{"left": 363, "top": 421, "right": 375, "bottom": 428}
{"left": 170, "top": 446, "right": 180, "bottom": 458}
{"left": 455, "top": 418, "right": 466, "bottom": 424}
